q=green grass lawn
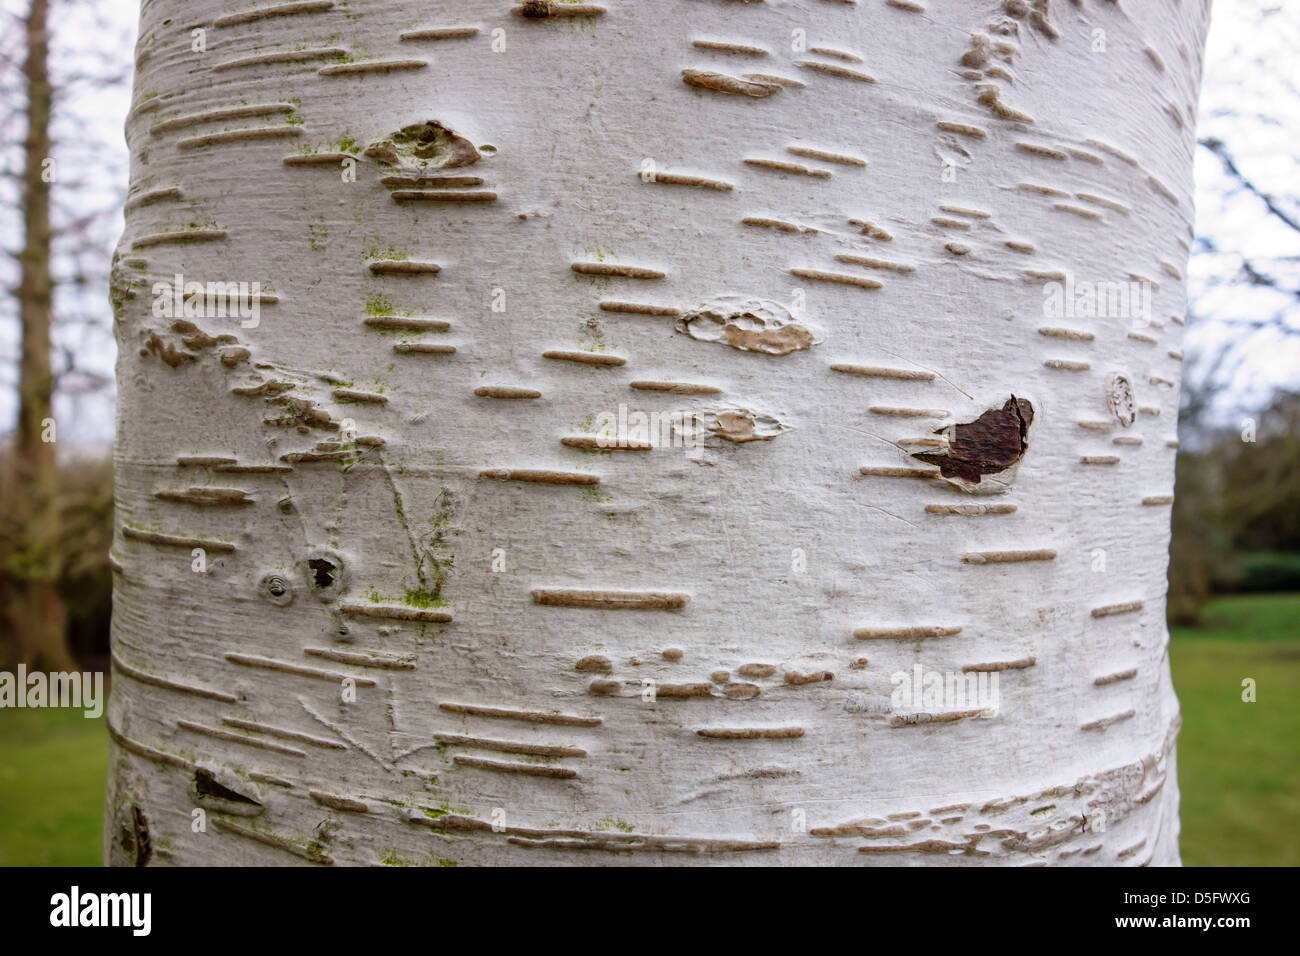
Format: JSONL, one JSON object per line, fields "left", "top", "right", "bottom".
{"left": 0, "top": 705, "right": 106, "bottom": 866}
{"left": 1, "top": 593, "right": 1296, "bottom": 866}
{"left": 1170, "top": 593, "right": 1300, "bottom": 866}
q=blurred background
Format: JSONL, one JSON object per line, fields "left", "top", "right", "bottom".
{"left": 1, "top": 0, "right": 1296, "bottom": 865}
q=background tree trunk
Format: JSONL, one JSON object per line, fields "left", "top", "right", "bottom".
{"left": 107, "top": 0, "right": 1210, "bottom": 865}
{"left": 9, "top": 0, "right": 73, "bottom": 672}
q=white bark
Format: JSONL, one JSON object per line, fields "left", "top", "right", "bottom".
{"left": 107, "top": 0, "right": 1210, "bottom": 866}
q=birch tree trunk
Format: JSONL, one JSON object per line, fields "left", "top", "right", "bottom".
{"left": 107, "top": 0, "right": 1210, "bottom": 866}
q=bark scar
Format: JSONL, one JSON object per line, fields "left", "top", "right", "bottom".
{"left": 131, "top": 806, "right": 152, "bottom": 866}
{"left": 194, "top": 769, "right": 262, "bottom": 807}
{"left": 911, "top": 396, "right": 1033, "bottom": 484}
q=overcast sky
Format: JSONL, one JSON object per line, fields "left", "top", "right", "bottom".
{"left": 1188, "top": 0, "right": 1300, "bottom": 415}
{"left": 1, "top": 0, "right": 1297, "bottom": 445}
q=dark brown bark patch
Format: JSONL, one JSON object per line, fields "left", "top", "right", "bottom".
{"left": 912, "top": 396, "right": 1033, "bottom": 484}
{"left": 131, "top": 807, "right": 152, "bottom": 866}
